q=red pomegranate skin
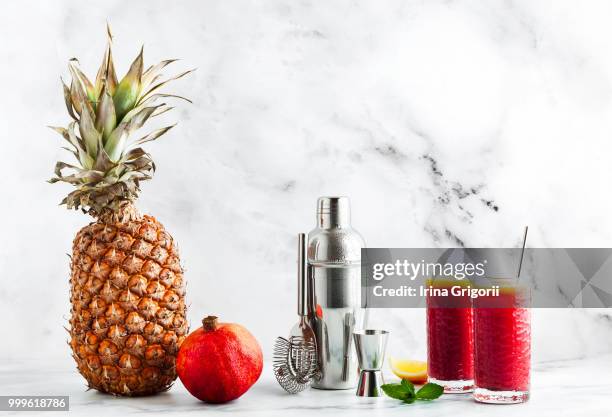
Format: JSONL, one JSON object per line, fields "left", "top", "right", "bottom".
{"left": 177, "top": 316, "right": 263, "bottom": 403}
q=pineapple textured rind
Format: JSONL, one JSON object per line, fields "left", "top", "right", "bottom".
{"left": 69, "top": 214, "right": 188, "bottom": 396}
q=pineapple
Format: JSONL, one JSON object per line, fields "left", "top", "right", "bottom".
{"left": 49, "top": 26, "right": 193, "bottom": 396}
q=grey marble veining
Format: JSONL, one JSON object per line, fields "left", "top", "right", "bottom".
{"left": 0, "top": 0, "right": 611, "bottom": 368}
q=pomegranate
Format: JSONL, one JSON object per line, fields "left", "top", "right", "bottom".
{"left": 177, "top": 315, "right": 263, "bottom": 403}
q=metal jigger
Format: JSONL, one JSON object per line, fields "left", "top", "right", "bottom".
{"left": 353, "top": 329, "right": 389, "bottom": 397}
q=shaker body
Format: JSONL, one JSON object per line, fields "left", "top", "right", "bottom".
{"left": 309, "top": 263, "right": 362, "bottom": 389}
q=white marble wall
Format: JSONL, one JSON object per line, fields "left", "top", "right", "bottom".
{"left": 1, "top": 0, "right": 611, "bottom": 363}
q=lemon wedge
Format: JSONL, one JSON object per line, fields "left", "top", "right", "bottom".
{"left": 389, "top": 357, "right": 428, "bottom": 383}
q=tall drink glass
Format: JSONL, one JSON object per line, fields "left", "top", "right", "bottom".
{"left": 426, "top": 280, "right": 474, "bottom": 393}
{"left": 474, "top": 281, "right": 531, "bottom": 404}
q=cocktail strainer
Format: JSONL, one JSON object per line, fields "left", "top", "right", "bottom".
{"left": 273, "top": 233, "right": 318, "bottom": 393}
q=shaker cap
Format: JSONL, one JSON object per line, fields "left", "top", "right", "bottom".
{"left": 317, "top": 196, "right": 350, "bottom": 227}
{"left": 309, "top": 196, "right": 365, "bottom": 265}
{"left": 317, "top": 196, "right": 350, "bottom": 214}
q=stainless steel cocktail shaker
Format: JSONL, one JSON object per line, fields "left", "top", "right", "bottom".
{"left": 307, "top": 197, "right": 365, "bottom": 389}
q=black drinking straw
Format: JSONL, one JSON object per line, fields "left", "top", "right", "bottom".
{"left": 517, "top": 226, "right": 528, "bottom": 279}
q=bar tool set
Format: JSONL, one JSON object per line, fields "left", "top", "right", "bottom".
{"left": 273, "top": 197, "right": 390, "bottom": 397}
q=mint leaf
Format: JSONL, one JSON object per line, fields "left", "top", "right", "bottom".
{"left": 381, "top": 383, "right": 409, "bottom": 401}
{"left": 401, "top": 379, "right": 415, "bottom": 395}
{"left": 403, "top": 396, "right": 416, "bottom": 404}
{"left": 383, "top": 381, "right": 443, "bottom": 404}
{"left": 415, "top": 383, "right": 444, "bottom": 400}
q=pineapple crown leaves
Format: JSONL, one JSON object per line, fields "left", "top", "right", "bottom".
{"left": 49, "top": 24, "right": 194, "bottom": 218}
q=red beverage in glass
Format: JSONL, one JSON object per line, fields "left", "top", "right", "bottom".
{"left": 426, "top": 280, "right": 474, "bottom": 393}
{"left": 474, "top": 288, "right": 531, "bottom": 404}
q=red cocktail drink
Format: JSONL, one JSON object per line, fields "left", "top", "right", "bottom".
{"left": 474, "top": 287, "right": 531, "bottom": 404}
{"left": 426, "top": 280, "right": 474, "bottom": 393}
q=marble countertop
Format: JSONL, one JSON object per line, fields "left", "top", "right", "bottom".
{"left": 1, "top": 354, "right": 610, "bottom": 417}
